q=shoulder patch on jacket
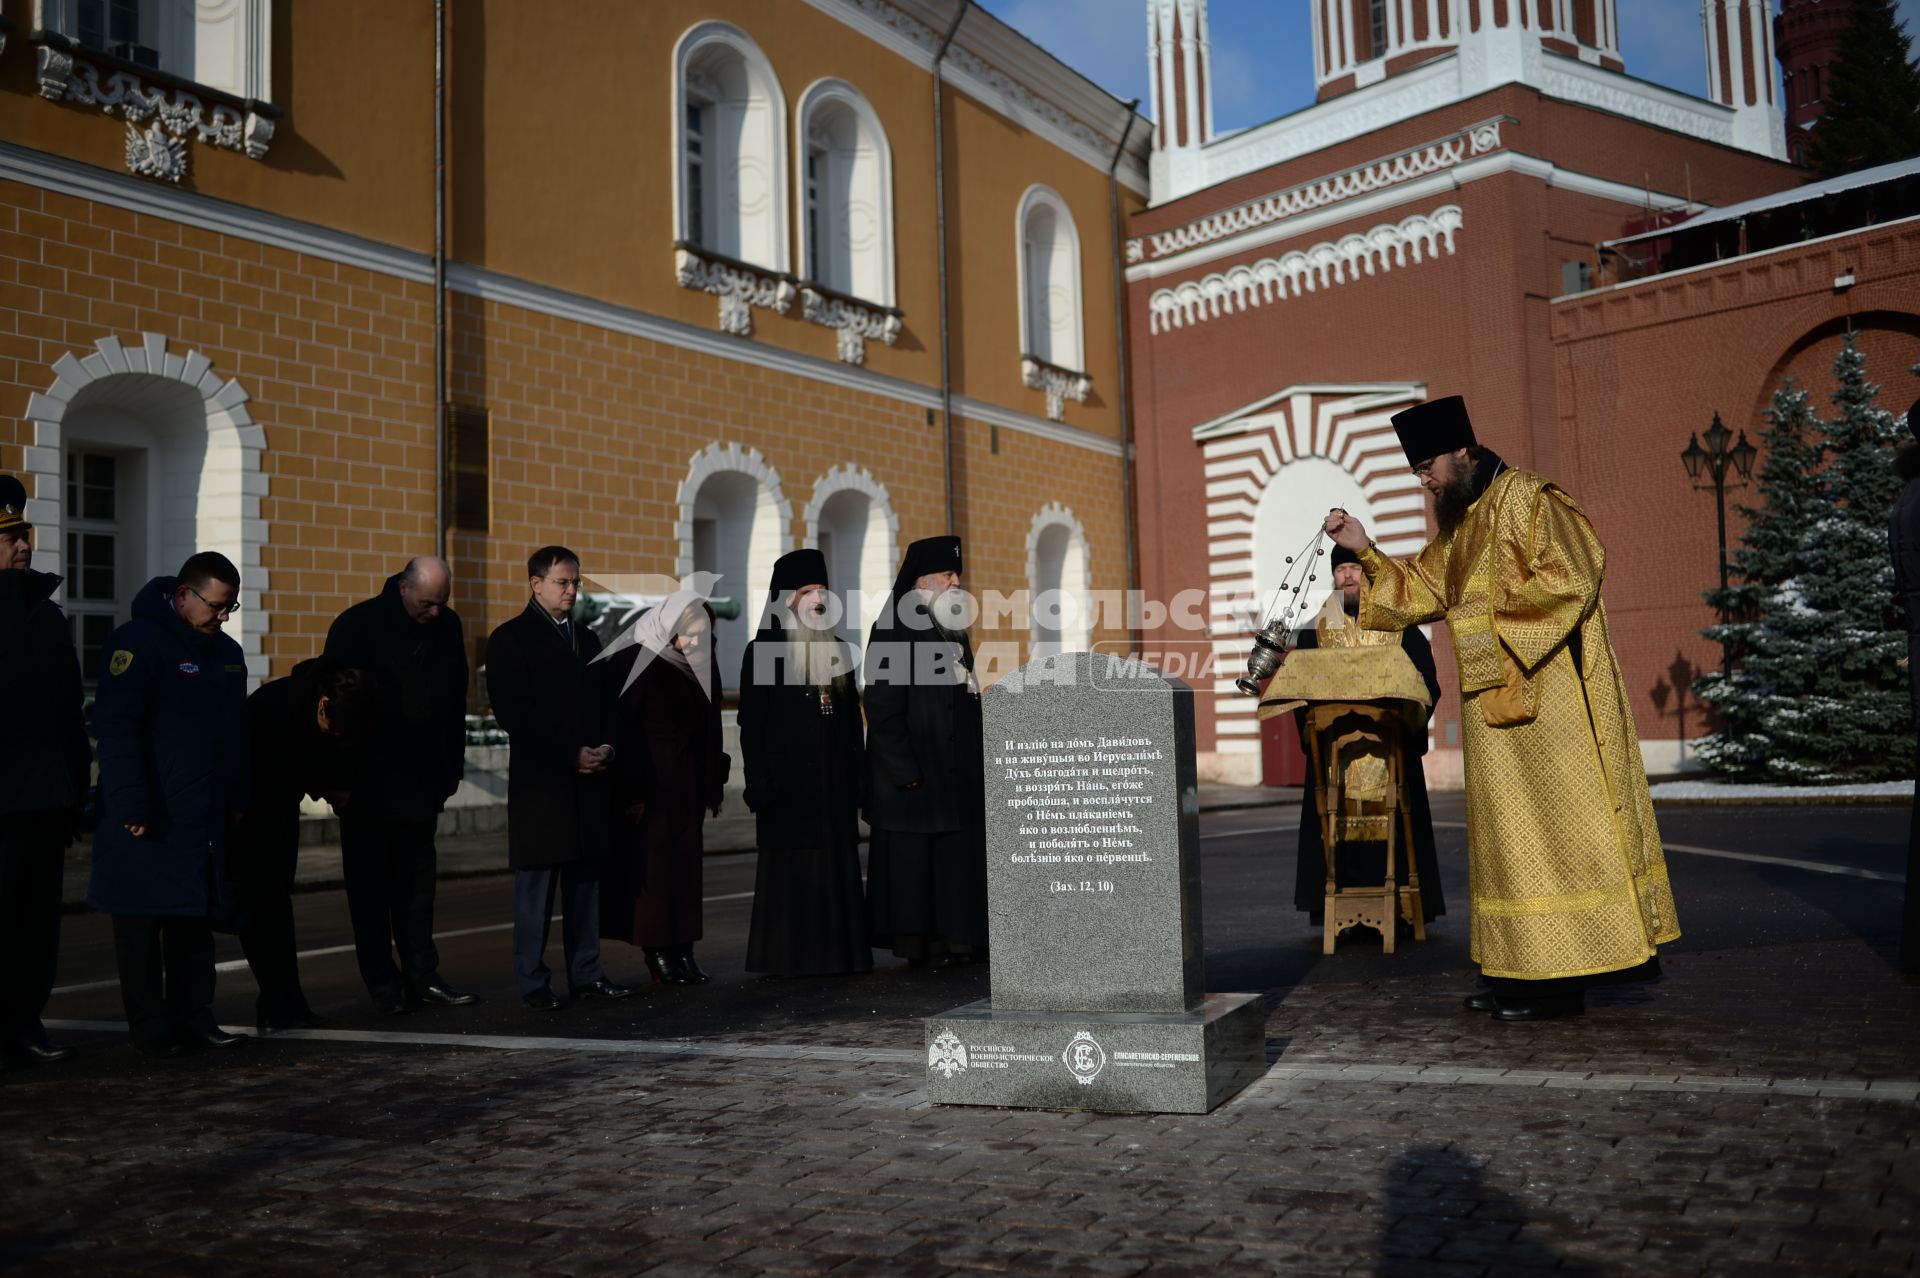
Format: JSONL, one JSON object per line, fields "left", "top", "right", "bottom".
{"left": 109, "top": 649, "right": 134, "bottom": 676}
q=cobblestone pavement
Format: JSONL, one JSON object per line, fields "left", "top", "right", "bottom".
{"left": 7, "top": 802, "right": 1917, "bottom": 1276}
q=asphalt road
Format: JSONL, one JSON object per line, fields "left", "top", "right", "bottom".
{"left": 37, "top": 796, "right": 1910, "bottom": 1049}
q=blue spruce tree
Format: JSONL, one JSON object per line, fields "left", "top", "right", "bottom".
{"left": 1695, "top": 334, "right": 1912, "bottom": 781}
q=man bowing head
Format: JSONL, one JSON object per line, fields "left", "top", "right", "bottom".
{"left": 1322, "top": 396, "right": 1678, "bottom": 1021}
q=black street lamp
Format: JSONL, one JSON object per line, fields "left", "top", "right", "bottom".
{"left": 1681, "top": 412, "right": 1758, "bottom": 662}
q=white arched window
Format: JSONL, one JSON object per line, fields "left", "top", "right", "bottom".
{"left": 1027, "top": 503, "right": 1092, "bottom": 659}
{"left": 1016, "top": 185, "right": 1090, "bottom": 421}
{"left": 803, "top": 465, "right": 899, "bottom": 651}
{"left": 794, "top": 80, "right": 901, "bottom": 365}
{"left": 676, "top": 444, "right": 793, "bottom": 692}
{"left": 672, "top": 23, "right": 793, "bottom": 335}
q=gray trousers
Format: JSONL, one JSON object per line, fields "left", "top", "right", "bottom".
{"left": 512, "top": 862, "right": 605, "bottom": 996}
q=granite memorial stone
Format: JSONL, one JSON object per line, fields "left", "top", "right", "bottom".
{"left": 925, "top": 651, "right": 1265, "bottom": 1114}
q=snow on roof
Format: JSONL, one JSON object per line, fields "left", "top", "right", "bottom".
{"left": 1604, "top": 154, "right": 1920, "bottom": 249}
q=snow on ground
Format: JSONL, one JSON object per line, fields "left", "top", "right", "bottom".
{"left": 1649, "top": 779, "right": 1913, "bottom": 801}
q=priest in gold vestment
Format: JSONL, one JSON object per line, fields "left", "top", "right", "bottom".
{"left": 1323, "top": 396, "right": 1678, "bottom": 1021}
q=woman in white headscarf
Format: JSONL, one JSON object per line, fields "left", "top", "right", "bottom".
{"left": 598, "top": 590, "right": 728, "bottom": 985}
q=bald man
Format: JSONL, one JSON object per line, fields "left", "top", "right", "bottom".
{"left": 324, "top": 558, "right": 479, "bottom": 1014}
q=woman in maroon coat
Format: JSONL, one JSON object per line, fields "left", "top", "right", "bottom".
{"left": 600, "top": 592, "right": 728, "bottom": 984}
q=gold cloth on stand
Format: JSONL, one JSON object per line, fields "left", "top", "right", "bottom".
{"left": 1254, "top": 644, "right": 1432, "bottom": 723}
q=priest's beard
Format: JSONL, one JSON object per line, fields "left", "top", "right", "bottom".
{"left": 1341, "top": 588, "right": 1360, "bottom": 617}
{"left": 1433, "top": 460, "right": 1483, "bottom": 534}
{"left": 786, "top": 614, "right": 846, "bottom": 689}
{"left": 927, "top": 589, "right": 970, "bottom": 646}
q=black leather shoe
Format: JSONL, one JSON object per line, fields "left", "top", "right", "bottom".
{"left": 372, "top": 988, "right": 410, "bottom": 1016}
{"left": 571, "top": 978, "right": 634, "bottom": 1000}
{"left": 258, "top": 1001, "right": 330, "bottom": 1033}
{"left": 132, "top": 1038, "right": 185, "bottom": 1059}
{"left": 1462, "top": 990, "right": 1498, "bottom": 1012}
{"left": 10, "top": 1041, "right": 72, "bottom": 1064}
{"left": 184, "top": 1026, "right": 251, "bottom": 1049}
{"left": 1493, "top": 994, "right": 1584, "bottom": 1022}
{"left": 410, "top": 982, "right": 480, "bottom": 1008}
{"left": 523, "top": 988, "right": 566, "bottom": 1011}
{"left": 677, "top": 949, "right": 710, "bottom": 985}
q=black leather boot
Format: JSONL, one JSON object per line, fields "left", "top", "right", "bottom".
{"left": 678, "top": 946, "right": 710, "bottom": 984}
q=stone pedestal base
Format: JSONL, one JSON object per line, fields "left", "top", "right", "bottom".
{"left": 924, "top": 993, "right": 1266, "bottom": 1115}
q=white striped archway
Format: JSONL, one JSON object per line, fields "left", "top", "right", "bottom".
{"left": 1194, "top": 383, "right": 1429, "bottom": 757}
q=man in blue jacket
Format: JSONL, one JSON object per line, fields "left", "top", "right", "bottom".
{"left": 90, "top": 552, "right": 252, "bottom": 1056}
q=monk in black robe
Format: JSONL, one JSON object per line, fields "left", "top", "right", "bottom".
{"left": 739, "top": 549, "right": 872, "bottom": 977}
{"left": 862, "top": 535, "right": 988, "bottom": 967}
{"left": 1291, "top": 544, "right": 1446, "bottom": 927}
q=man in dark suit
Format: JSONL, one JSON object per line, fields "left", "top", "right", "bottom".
{"left": 233, "top": 656, "right": 374, "bottom": 1031}
{"left": 90, "top": 551, "right": 251, "bottom": 1056}
{"left": 485, "top": 546, "right": 632, "bottom": 1010}
{"left": 325, "top": 557, "right": 477, "bottom": 1015}
{"left": 0, "top": 475, "right": 91, "bottom": 1066}
{"left": 862, "top": 535, "right": 988, "bottom": 968}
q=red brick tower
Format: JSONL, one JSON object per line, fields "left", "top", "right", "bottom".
{"left": 1775, "top": 0, "right": 1852, "bottom": 164}
{"left": 1704, "top": 0, "right": 1788, "bottom": 158}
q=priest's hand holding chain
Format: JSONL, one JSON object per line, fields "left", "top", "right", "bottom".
{"left": 1324, "top": 508, "right": 1370, "bottom": 552}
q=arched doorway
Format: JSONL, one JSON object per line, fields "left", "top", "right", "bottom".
{"left": 804, "top": 465, "right": 898, "bottom": 651}
{"left": 676, "top": 443, "right": 792, "bottom": 691}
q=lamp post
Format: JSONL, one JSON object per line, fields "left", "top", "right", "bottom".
{"left": 1680, "top": 412, "right": 1758, "bottom": 664}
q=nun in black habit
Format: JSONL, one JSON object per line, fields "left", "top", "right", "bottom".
{"left": 1290, "top": 543, "right": 1447, "bottom": 927}
{"left": 861, "top": 535, "right": 989, "bottom": 967}
{"left": 739, "top": 549, "right": 872, "bottom": 977}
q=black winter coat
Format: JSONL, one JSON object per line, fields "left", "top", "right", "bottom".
{"left": 1891, "top": 481, "right": 1920, "bottom": 727}
{"left": 233, "top": 657, "right": 342, "bottom": 901}
{"left": 485, "top": 601, "right": 610, "bottom": 869}
{"left": 88, "top": 577, "right": 250, "bottom": 918}
{"left": 738, "top": 629, "right": 861, "bottom": 851}
{"left": 324, "top": 574, "right": 468, "bottom": 819}
{"left": 861, "top": 614, "right": 982, "bottom": 835}
{"left": 608, "top": 638, "right": 727, "bottom": 822}
{"left": 0, "top": 568, "right": 90, "bottom": 825}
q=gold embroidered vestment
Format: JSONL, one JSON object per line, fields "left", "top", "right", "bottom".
{"left": 1356, "top": 467, "right": 1680, "bottom": 979}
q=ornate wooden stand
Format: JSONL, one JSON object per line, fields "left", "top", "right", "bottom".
{"left": 1302, "top": 702, "right": 1426, "bottom": 955}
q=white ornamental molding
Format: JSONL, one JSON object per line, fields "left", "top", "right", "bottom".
{"left": 800, "top": 286, "right": 902, "bottom": 366}
{"left": 1021, "top": 356, "right": 1092, "bottom": 422}
{"left": 1132, "top": 120, "right": 1503, "bottom": 263}
{"left": 674, "top": 246, "right": 797, "bottom": 336}
{"left": 35, "top": 44, "right": 277, "bottom": 184}
{"left": 1147, "top": 205, "right": 1464, "bottom": 335}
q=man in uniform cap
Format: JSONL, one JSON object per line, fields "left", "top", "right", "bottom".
{"left": 739, "top": 548, "right": 871, "bottom": 977}
{"left": 1288, "top": 542, "right": 1445, "bottom": 932}
{"left": 1888, "top": 396, "right": 1920, "bottom": 971}
{"left": 862, "top": 535, "right": 988, "bottom": 967}
{"left": 0, "top": 475, "right": 91, "bottom": 1065}
{"left": 1323, "top": 396, "right": 1678, "bottom": 1020}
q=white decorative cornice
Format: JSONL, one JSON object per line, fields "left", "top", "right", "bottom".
{"left": 674, "top": 246, "right": 797, "bottom": 336}
{"left": 1134, "top": 119, "right": 1505, "bottom": 263}
{"left": 1538, "top": 56, "right": 1735, "bottom": 148}
{"left": 1148, "top": 205, "right": 1464, "bottom": 334}
{"left": 792, "top": 0, "right": 1149, "bottom": 194}
{"left": 1021, "top": 357, "right": 1092, "bottom": 422}
{"left": 800, "top": 287, "right": 901, "bottom": 365}
{"left": 34, "top": 42, "right": 276, "bottom": 183}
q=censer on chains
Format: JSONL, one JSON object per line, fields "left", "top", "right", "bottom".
{"left": 1233, "top": 524, "right": 1332, "bottom": 697}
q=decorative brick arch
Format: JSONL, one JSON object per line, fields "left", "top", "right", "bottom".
{"left": 674, "top": 443, "right": 792, "bottom": 685}
{"left": 20, "top": 332, "right": 269, "bottom": 682}
{"left": 1026, "top": 502, "right": 1094, "bottom": 655}
{"left": 1192, "top": 383, "right": 1429, "bottom": 757}
{"left": 802, "top": 464, "right": 899, "bottom": 643}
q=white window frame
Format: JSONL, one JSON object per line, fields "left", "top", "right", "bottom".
{"left": 1014, "top": 183, "right": 1086, "bottom": 375}
{"left": 37, "top": 0, "right": 271, "bottom": 101}
{"left": 670, "top": 21, "right": 789, "bottom": 275}
{"left": 793, "top": 78, "right": 897, "bottom": 309}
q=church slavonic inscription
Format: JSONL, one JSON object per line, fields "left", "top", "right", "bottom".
{"left": 995, "top": 735, "right": 1167, "bottom": 888}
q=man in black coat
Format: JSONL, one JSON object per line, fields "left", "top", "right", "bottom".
{"left": 485, "top": 546, "right": 632, "bottom": 1010}
{"left": 90, "top": 552, "right": 251, "bottom": 1056}
{"left": 740, "top": 549, "right": 871, "bottom": 977}
{"left": 1288, "top": 544, "right": 1446, "bottom": 930}
{"left": 862, "top": 535, "right": 988, "bottom": 967}
{"left": 1889, "top": 397, "right": 1920, "bottom": 972}
{"left": 233, "top": 656, "right": 374, "bottom": 1030}
{"left": 0, "top": 476, "right": 91, "bottom": 1066}
{"left": 324, "top": 557, "right": 478, "bottom": 1015}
